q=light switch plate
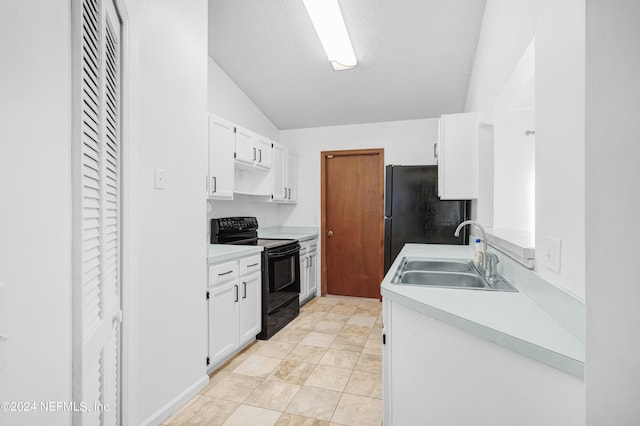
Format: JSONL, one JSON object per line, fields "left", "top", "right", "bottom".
{"left": 546, "top": 236, "right": 562, "bottom": 274}
{"left": 154, "top": 168, "right": 166, "bottom": 190}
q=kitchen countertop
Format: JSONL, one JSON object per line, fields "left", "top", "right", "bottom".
{"left": 381, "top": 244, "right": 585, "bottom": 379}
{"left": 258, "top": 226, "right": 319, "bottom": 242}
{"left": 207, "top": 244, "right": 263, "bottom": 264}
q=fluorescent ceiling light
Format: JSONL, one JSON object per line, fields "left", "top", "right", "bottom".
{"left": 303, "top": 0, "right": 357, "bottom": 71}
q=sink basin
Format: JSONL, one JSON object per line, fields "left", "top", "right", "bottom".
{"left": 390, "top": 257, "right": 518, "bottom": 292}
{"left": 399, "top": 271, "right": 486, "bottom": 288}
{"left": 403, "top": 259, "right": 474, "bottom": 273}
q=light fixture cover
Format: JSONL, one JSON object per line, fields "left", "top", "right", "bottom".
{"left": 303, "top": 0, "right": 357, "bottom": 70}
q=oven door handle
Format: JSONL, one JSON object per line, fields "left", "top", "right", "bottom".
{"left": 266, "top": 246, "right": 300, "bottom": 259}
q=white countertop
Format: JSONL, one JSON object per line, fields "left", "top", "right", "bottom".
{"left": 258, "top": 226, "right": 319, "bottom": 242}
{"left": 207, "top": 244, "right": 263, "bottom": 264}
{"left": 381, "top": 244, "right": 585, "bottom": 378}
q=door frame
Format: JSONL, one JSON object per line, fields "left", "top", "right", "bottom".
{"left": 320, "top": 148, "right": 385, "bottom": 297}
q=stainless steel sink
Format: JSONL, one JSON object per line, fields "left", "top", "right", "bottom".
{"left": 403, "top": 259, "right": 474, "bottom": 273}
{"left": 399, "top": 271, "right": 486, "bottom": 288}
{"left": 391, "top": 257, "right": 517, "bottom": 292}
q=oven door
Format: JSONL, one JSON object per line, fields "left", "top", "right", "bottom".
{"left": 266, "top": 244, "right": 301, "bottom": 293}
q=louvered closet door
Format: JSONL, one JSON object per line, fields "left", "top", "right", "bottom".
{"left": 73, "top": 0, "right": 122, "bottom": 424}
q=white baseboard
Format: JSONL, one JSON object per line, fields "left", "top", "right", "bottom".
{"left": 139, "top": 375, "right": 209, "bottom": 426}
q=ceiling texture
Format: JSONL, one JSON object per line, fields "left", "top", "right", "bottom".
{"left": 208, "top": 0, "right": 487, "bottom": 130}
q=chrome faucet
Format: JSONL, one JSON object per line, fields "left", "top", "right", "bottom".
{"left": 453, "top": 220, "right": 499, "bottom": 282}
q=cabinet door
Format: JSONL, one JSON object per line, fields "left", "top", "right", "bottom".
{"left": 208, "top": 115, "right": 235, "bottom": 199}
{"left": 272, "top": 142, "right": 287, "bottom": 201}
{"left": 235, "top": 126, "right": 257, "bottom": 165}
{"left": 286, "top": 151, "right": 298, "bottom": 202}
{"left": 438, "top": 112, "right": 480, "bottom": 200}
{"left": 256, "top": 136, "right": 272, "bottom": 169}
{"left": 307, "top": 251, "right": 318, "bottom": 298}
{"left": 238, "top": 271, "right": 261, "bottom": 344}
{"left": 209, "top": 282, "right": 239, "bottom": 364}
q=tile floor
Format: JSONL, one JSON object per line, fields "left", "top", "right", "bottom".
{"left": 164, "top": 295, "right": 383, "bottom": 426}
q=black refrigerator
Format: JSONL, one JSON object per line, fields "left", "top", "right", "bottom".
{"left": 384, "top": 165, "right": 470, "bottom": 273}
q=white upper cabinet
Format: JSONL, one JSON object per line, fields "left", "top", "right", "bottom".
{"left": 436, "top": 112, "right": 481, "bottom": 200}
{"left": 208, "top": 115, "right": 235, "bottom": 200}
{"left": 234, "top": 126, "right": 258, "bottom": 166}
{"left": 286, "top": 151, "right": 298, "bottom": 202}
{"left": 256, "top": 135, "right": 273, "bottom": 169}
{"left": 235, "top": 127, "right": 272, "bottom": 170}
{"left": 271, "top": 142, "right": 297, "bottom": 203}
{"left": 271, "top": 142, "right": 287, "bottom": 201}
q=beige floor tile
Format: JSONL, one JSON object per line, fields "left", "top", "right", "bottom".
{"left": 321, "top": 313, "right": 351, "bottom": 324}
{"left": 244, "top": 379, "right": 301, "bottom": 411}
{"left": 270, "top": 328, "right": 310, "bottom": 344}
{"left": 330, "top": 334, "right": 367, "bottom": 352}
{"left": 232, "top": 354, "right": 282, "bottom": 378}
{"left": 269, "top": 360, "right": 317, "bottom": 385}
{"left": 301, "top": 331, "right": 336, "bottom": 348}
{"left": 313, "top": 320, "right": 345, "bottom": 335}
{"left": 285, "top": 387, "right": 342, "bottom": 421}
{"left": 205, "top": 373, "right": 264, "bottom": 403}
{"left": 285, "top": 344, "right": 327, "bottom": 364}
{"left": 289, "top": 316, "right": 322, "bottom": 331}
{"left": 302, "top": 302, "right": 333, "bottom": 313}
{"left": 346, "top": 315, "right": 377, "bottom": 327}
{"left": 318, "top": 349, "right": 361, "bottom": 370}
{"left": 312, "top": 297, "right": 340, "bottom": 306}
{"left": 256, "top": 341, "right": 297, "bottom": 359}
{"left": 199, "top": 371, "right": 231, "bottom": 395}
{"left": 329, "top": 305, "right": 358, "bottom": 316}
{"left": 276, "top": 412, "right": 330, "bottom": 426}
{"left": 331, "top": 393, "right": 382, "bottom": 426}
{"left": 222, "top": 404, "right": 282, "bottom": 426}
{"left": 353, "top": 306, "right": 381, "bottom": 317}
{"left": 354, "top": 353, "right": 382, "bottom": 375}
{"left": 305, "top": 365, "right": 352, "bottom": 392}
{"left": 368, "top": 326, "right": 383, "bottom": 341}
{"left": 362, "top": 339, "right": 382, "bottom": 355}
{"left": 344, "top": 370, "right": 382, "bottom": 399}
{"left": 339, "top": 324, "right": 372, "bottom": 338}
{"left": 168, "top": 395, "right": 238, "bottom": 426}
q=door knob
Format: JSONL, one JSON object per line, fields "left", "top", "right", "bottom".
{"left": 327, "top": 231, "right": 334, "bottom": 237}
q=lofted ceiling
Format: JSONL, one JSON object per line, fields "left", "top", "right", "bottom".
{"left": 208, "top": 0, "right": 486, "bottom": 130}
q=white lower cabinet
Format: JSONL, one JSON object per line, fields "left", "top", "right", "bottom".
{"left": 208, "top": 254, "right": 262, "bottom": 370}
{"left": 299, "top": 239, "right": 318, "bottom": 305}
{"left": 382, "top": 298, "right": 585, "bottom": 426}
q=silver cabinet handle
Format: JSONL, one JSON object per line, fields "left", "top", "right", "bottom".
{"left": 211, "top": 176, "right": 217, "bottom": 193}
{"left": 253, "top": 147, "right": 257, "bottom": 161}
{"left": 433, "top": 142, "right": 438, "bottom": 159}
{"left": 247, "top": 262, "right": 259, "bottom": 268}
{"left": 234, "top": 284, "right": 238, "bottom": 302}
{"left": 242, "top": 282, "right": 247, "bottom": 299}
{"left": 258, "top": 149, "right": 262, "bottom": 163}
{"left": 218, "top": 270, "right": 233, "bottom": 276}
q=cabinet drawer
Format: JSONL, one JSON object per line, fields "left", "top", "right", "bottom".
{"left": 239, "top": 254, "right": 261, "bottom": 276}
{"left": 308, "top": 239, "right": 318, "bottom": 253}
{"left": 209, "top": 260, "right": 238, "bottom": 287}
{"left": 299, "top": 241, "right": 309, "bottom": 256}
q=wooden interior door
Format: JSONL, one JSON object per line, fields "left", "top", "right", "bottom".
{"left": 321, "top": 149, "right": 384, "bottom": 298}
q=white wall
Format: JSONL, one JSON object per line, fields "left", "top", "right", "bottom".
{"left": 535, "top": 0, "right": 585, "bottom": 299}
{"left": 585, "top": 1, "right": 640, "bottom": 423}
{"left": 126, "top": 0, "right": 209, "bottom": 423}
{"left": 464, "top": 0, "right": 586, "bottom": 299}
{"left": 207, "top": 57, "right": 281, "bottom": 228}
{"left": 278, "top": 119, "right": 438, "bottom": 226}
{"left": 0, "top": 2, "right": 73, "bottom": 425}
